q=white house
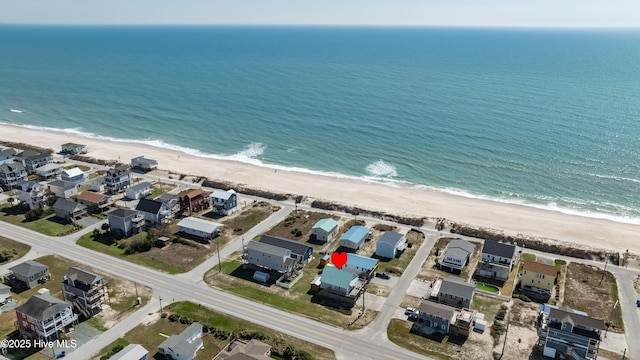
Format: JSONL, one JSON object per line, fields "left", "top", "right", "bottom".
{"left": 375, "top": 231, "right": 406, "bottom": 259}
{"left": 177, "top": 217, "right": 223, "bottom": 241}
{"left": 91, "top": 176, "right": 105, "bottom": 192}
{"left": 476, "top": 240, "right": 517, "bottom": 281}
{"left": 61, "top": 143, "right": 87, "bottom": 155}
{"left": 110, "top": 344, "right": 148, "bottom": 360}
{"left": 125, "top": 181, "right": 152, "bottom": 200}
{"left": 136, "top": 198, "right": 172, "bottom": 224}
{"left": 440, "top": 239, "right": 475, "bottom": 273}
{"left": 246, "top": 241, "right": 296, "bottom": 273}
{"left": 15, "top": 180, "right": 46, "bottom": 210}
{"left": 48, "top": 179, "right": 78, "bottom": 199}
{"left": 341, "top": 253, "right": 378, "bottom": 279}
{"left": 339, "top": 225, "right": 370, "bottom": 250}
{"left": 131, "top": 156, "right": 158, "bottom": 171}
{"left": 311, "top": 218, "right": 339, "bottom": 243}
{"left": 158, "top": 322, "right": 203, "bottom": 360}
{"left": 61, "top": 167, "right": 86, "bottom": 183}
{"left": 0, "top": 284, "right": 12, "bottom": 305}
{"left": 211, "top": 189, "right": 238, "bottom": 216}
{"left": 35, "top": 163, "right": 63, "bottom": 179}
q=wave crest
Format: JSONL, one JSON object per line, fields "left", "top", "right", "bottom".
{"left": 366, "top": 160, "right": 398, "bottom": 177}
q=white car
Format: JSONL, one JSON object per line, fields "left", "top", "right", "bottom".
{"left": 405, "top": 307, "right": 416, "bottom": 315}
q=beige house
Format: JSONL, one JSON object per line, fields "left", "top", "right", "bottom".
{"left": 521, "top": 260, "right": 557, "bottom": 292}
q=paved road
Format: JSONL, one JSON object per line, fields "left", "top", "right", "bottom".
{"left": 0, "top": 221, "right": 432, "bottom": 360}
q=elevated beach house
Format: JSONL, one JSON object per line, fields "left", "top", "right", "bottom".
{"left": 178, "top": 188, "right": 209, "bottom": 216}
{"left": 61, "top": 167, "right": 86, "bottom": 183}
{"left": 104, "top": 165, "right": 131, "bottom": 194}
{"left": 539, "top": 306, "right": 604, "bottom": 360}
{"left": 439, "top": 239, "right": 475, "bottom": 273}
{"left": 258, "top": 235, "right": 313, "bottom": 265}
{"left": 35, "top": 163, "right": 63, "bottom": 180}
{"left": 0, "top": 162, "right": 28, "bottom": 188}
{"left": 521, "top": 260, "right": 557, "bottom": 292}
{"left": 339, "top": 225, "right": 370, "bottom": 251}
{"left": 136, "top": 198, "right": 172, "bottom": 224}
{"left": 62, "top": 267, "right": 108, "bottom": 318}
{"left": 53, "top": 198, "right": 87, "bottom": 222}
{"left": 158, "top": 322, "right": 203, "bottom": 360}
{"left": 417, "top": 300, "right": 457, "bottom": 334}
{"left": 177, "top": 217, "right": 223, "bottom": 241}
{"left": 341, "top": 253, "right": 378, "bottom": 280}
{"left": 15, "top": 179, "right": 47, "bottom": 210}
{"left": 0, "top": 148, "right": 17, "bottom": 165}
{"left": 476, "top": 240, "right": 517, "bottom": 282}
{"left": 8, "top": 260, "right": 49, "bottom": 289}
{"left": 61, "top": 143, "right": 87, "bottom": 155}
{"left": 433, "top": 276, "right": 475, "bottom": 309}
{"left": 48, "top": 179, "right": 78, "bottom": 199}
{"left": 246, "top": 240, "right": 296, "bottom": 274}
{"left": 375, "top": 231, "right": 406, "bottom": 259}
{"left": 319, "top": 265, "right": 360, "bottom": 296}
{"left": 131, "top": 156, "right": 158, "bottom": 171}
{"left": 125, "top": 181, "right": 152, "bottom": 200}
{"left": 24, "top": 152, "right": 53, "bottom": 174}
{"left": 311, "top": 218, "right": 339, "bottom": 243}
{"left": 107, "top": 208, "right": 144, "bottom": 237}
{"left": 210, "top": 189, "right": 238, "bottom": 216}
{"left": 16, "top": 293, "right": 78, "bottom": 342}
{"left": 77, "top": 191, "right": 110, "bottom": 213}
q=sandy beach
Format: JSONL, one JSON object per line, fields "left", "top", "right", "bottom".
{"left": 1, "top": 123, "right": 639, "bottom": 254}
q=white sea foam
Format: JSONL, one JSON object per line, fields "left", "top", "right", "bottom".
{"left": 9, "top": 109, "right": 23, "bottom": 113}
{"left": 366, "top": 160, "right": 398, "bottom": 178}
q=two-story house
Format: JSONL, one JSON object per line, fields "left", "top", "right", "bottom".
{"left": 417, "top": 300, "right": 457, "bottom": 334}
{"left": 125, "top": 181, "right": 152, "bottom": 200}
{"left": 311, "top": 218, "right": 339, "bottom": 243}
{"left": 131, "top": 156, "right": 158, "bottom": 171}
{"left": 8, "top": 260, "right": 49, "bottom": 289}
{"left": 24, "top": 153, "right": 53, "bottom": 174}
{"left": 48, "top": 179, "right": 78, "bottom": 199}
{"left": 319, "top": 265, "right": 360, "bottom": 297}
{"left": 16, "top": 293, "right": 78, "bottom": 341}
{"left": 107, "top": 208, "right": 144, "bottom": 237}
{"left": 341, "top": 253, "right": 378, "bottom": 280}
{"left": 210, "top": 189, "right": 238, "bottom": 216}
{"left": 15, "top": 179, "right": 47, "bottom": 210}
{"left": 61, "top": 143, "right": 87, "bottom": 155}
{"left": 0, "top": 148, "right": 17, "bottom": 165}
{"left": 52, "top": 198, "right": 87, "bottom": 222}
{"left": 136, "top": 198, "right": 172, "bottom": 224}
{"left": 540, "top": 306, "right": 604, "bottom": 360}
{"left": 476, "top": 240, "right": 517, "bottom": 282}
{"left": 158, "top": 322, "right": 203, "bottom": 360}
{"left": 436, "top": 276, "right": 475, "bottom": 309}
{"left": 258, "top": 235, "right": 313, "bottom": 265}
{"left": 375, "top": 231, "right": 406, "bottom": 259}
{"left": 104, "top": 165, "right": 131, "bottom": 194}
{"left": 521, "top": 260, "right": 557, "bottom": 293}
{"left": 0, "top": 162, "right": 28, "bottom": 188}
{"left": 245, "top": 241, "right": 296, "bottom": 274}
{"left": 77, "top": 191, "right": 110, "bottom": 213}
{"left": 439, "top": 239, "right": 475, "bottom": 274}
{"left": 178, "top": 188, "right": 209, "bottom": 216}
{"left": 61, "top": 167, "right": 86, "bottom": 184}
{"left": 339, "top": 225, "right": 370, "bottom": 251}
{"left": 62, "top": 267, "right": 108, "bottom": 318}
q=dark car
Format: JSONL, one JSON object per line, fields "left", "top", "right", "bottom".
{"left": 376, "top": 272, "right": 390, "bottom": 279}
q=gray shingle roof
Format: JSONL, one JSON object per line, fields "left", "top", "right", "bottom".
{"left": 65, "top": 267, "right": 102, "bottom": 285}
{"left": 16, "top": 294, "right": 70, "bottom": 321}
{"left": 246, "top": 241, "right": 290, "bottom": 258}
{"left": 108, "top": 208, "right": 139, "bottom": 219}
{"left": 440, "top": 276, "right": 475, "bottom": 300}
{"left": 258, "top": 235, "right": 312, "bottom": 258}
{"left": 128, "top": 181, "right": 150, "bottom": 192}
{"left": 549, "top": 307, "right": 604, "bottom": 330}
{"left": 482, "top": 240, "right": 516, "bottom": 259}
{"left": 49, "top": 179, "right": 77, "bottom": 190}
{"left": 0, "top": 162, "right": 25, "bottom": 173}
{"left": 9, "top": 260, "right": 48, "bottom": 278}
{"left": 377, "top": 231, "right": 404, "bottom": 247}
{"left": 418, "top": 300, "right": 456, "bottom": 320}
{"left": 158, "top": 322, "right": 202, "bottom": 357}
{"left": 53, "top": 198, "right": 86, "bottom": 213}
{"left": 136, "top": 198, "right": 164, "bottom": 214}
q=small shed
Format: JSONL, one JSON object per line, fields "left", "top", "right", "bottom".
{"left": 253, "top": 271, "right": 270, "bottom": 283}
{"left": 319, "top": 254, "right": 330, "bottom": 267}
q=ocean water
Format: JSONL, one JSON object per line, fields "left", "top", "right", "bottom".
{"left": 0, "top": 25, "right": 639, "bottom": 223}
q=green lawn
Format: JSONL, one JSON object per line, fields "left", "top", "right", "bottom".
{"left": 93, "top": 301, "right": 336, "bottom": 360}
{"left": 471, "top": 294, "right": 503, "bottom": 320}
{"left": 0, "top": 204, "right": 78, "bottom": 236}
{"left": 387, "top": 319, "right": 456, "bottom": 360}
{"left": 0, "top": 236, "right": 31, "bottom": 265}
{"left": 217, "top": 202, "right": 280, "bottom": 236}
{"left": 521, "top": 253, "right": 536, "bottom": 262}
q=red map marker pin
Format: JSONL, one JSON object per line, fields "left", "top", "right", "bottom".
{"left": 331, "top": 252, "right": 348, "bottom": 269}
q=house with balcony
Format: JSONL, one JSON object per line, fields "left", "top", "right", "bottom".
{"left": 539, "top": 306, "right": 604, "bottom": 360}
{"left": 61, "top": 167, "right": 86, "bottom": 183}
{"left": 53, "top": 198, "right": 87, "bottom": 222}
{"left": 339, "top": 225, "right": 370, "bottom": 251}
{"left": 107, "top": 208, "right": 144, "bottom": 237}
{"left": 246, "top": 241, "right": 297, "bottom": 274}
{"left": 125, "top": 181, "right": 152, "bottom": 200}
{"left": 8, "top": 260, "right": 49, "bottom": 289}
{"left": 0, "top": 162, "right": 28, "bottom": 188}
{"left": 341, "top": 253, "right": 378, "bottom": 280}
{"left": 16, "top": 293, "right": 78, "bottom": 341}
{"left": 217, "top": 339, "right": 272, "bottom": 360}
{"left": 15, "top": 179, "right": 47, "bottom": 210}
{"left": 319, "top": 265, "right": 362, "bottom": 298}
{"left": 0, "top": 148, "right": 17, "bottom": 165}
{"left": 36, "top": 163, "right": 63, "bottom": 180}
{"left": 62, "top": 267, "right": 108, "bottom": 318}
{"left": 375, "top": 231, "right": 406, "bottom": 259}
{"left": 77, "top": 191, "right": 110, "bottom": 213}
{"left": 158, "top": 322, "right": 203, "bottom": 360}
{"left": 136, "top": 198, "right": 172, "bottom": 224}
{"left": 157, "top": 193, "right": 180, "bottom": 214}
{"left": 48, "top": 179, "right": 78, "bottom": 199}
{"left": 522, "top": 260, "right": 557, "bottom": 293}
{"left": 432, "top": 276, "right": 475, "bottom": 309}
{"left": 211, "top": 189, "right": 238, "bottom": 216}
{"left": 311, "top": 218, "right": 339, "bottom": 243}
{"left": 178, "top": 188, "right": 209, "bottom": 216}
{"left": 131, "top": 156, "right": 158, "bottom": 172}
{"left": 439, "top": 239, "right": 475, "bottom": 274}
{"left": 258, "top": 235, "right": 313, "bottom": 265}
{"left": 24, "top": 153, "right": 53, "bottom": 174}
{"left": 61, "top": 143, "right": 87, "bottom": 155}
{"left": 476, "top": 240, "right": 517, "bottom": 282}
{"left": 104, "top": 165, "right": 131, "bottom": 194}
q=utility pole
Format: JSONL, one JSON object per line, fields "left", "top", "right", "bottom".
{"left": 599, "top": 257, "right": 608, "bottom": 286}
{"left": 159, "top": 296, "right": 163, "bottom": 314}
{"left": 217, "top": 240, "right": 222, "bottom": 272}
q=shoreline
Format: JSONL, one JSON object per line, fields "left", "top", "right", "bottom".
{"left": 2, "top": 122, "right": 639, "bottom": 253}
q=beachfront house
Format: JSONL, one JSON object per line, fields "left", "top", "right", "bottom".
{"left": 439, "top": 239, "right": 475, "bottom": 273}
{"left": 16, "top": 293, "right": 78, "bottom": 342}
{"left": 62, "top": 267, "right": 108, "bottom": 318}
{"left": 104, "top": 165, "right": 131, "bottom": 194}
{"left": 131, "top": 156, "right": 158, "bottom": 171}
{"left": 540, "top": 306, "right": 603, "bottom": 360}
{"left": 77, "top": 191, "right": 110, "bottom": 213}
{"left": 125, "top": 181, "right": 152, "bottom": 200}
{"left": 0, "top": 148, "right": 17, "bottom": 165}
{"left": 177, "top": 217, "right": 223, "bottom": 241}
{"left": 311, "top": 218, "right": 339, "bottom": 243}
{"left": 476, "top": 240, "right": 517, "bottom": 282}
{"left": 339, "top": 225, "right": 370, "bottom": 251}
{"left": 48, "top": 179, "right": 78, "bottom": 199}
{"left": 8, "top": 260, "right": 49, "bottom": 289}
{"left": 375, "top": 231, "right": 406, "bottom": 259}
{"left": 521, "top": 260, "right": 557, "bottom": 292}
{"left": 246, "top": 241, "right": 297, "bottom": 274}
{"left": 342, "top": 253, "right": 378, "bottom": 280}
{"left": 0, "top": 162, "right": 28, "bottom": 188}
{"left": 178, "top": 188, "right": 209, "bottom": 217}
{"left": 14, "top": 150, "right": 39, "bottom": 166}
{"left": 61, "top": 167, "right": 86, "bottom": 183}
{"left": 210, "top": 189, "right": 238, "bottom": 216}
{"left": 24, "top": 153, "right": 53, "bottom": 174}
{"left": 158, "top": 322, "right": 203, "bottom": 360}
{"left": 15, "top": 179, "right": 47, "bottom": 210}
{"left": 110, "top": 344, "right": 149, "bottom": 360}
{"left": 136, "top": 198, "right": 172, "bottom": 224}
{"left": 52, "top": 198, "right": 87, "bottom": 222}
{"left": 258, "top": 235, "right": 313, "bottom": 264}
{"left": 436, "top": 276, "right": 475, "bottom": 309}
{"left": 319, "top": 265, "right": 360, "bottom": 296}
{"left": 218, "top": 339, "right": 271, "bottom": 360}
{"left": 107, "top": 208, "right": 144, "bottom": 237}
{"left": 61, "top": 143, "right": 87, "bottom": 155}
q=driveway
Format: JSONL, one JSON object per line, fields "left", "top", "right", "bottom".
{"left": 406, "top": 279, "right": 432, "bottom": 298}
{"left": 75, "top": 216, "right": 101, "bottom": 228}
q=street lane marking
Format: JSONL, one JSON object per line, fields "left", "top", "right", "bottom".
{"left": 193, "top": 291, "right": 352, "bottom": 345}
{"left": 384, "top": 354, "right": 403, "bottom": 360}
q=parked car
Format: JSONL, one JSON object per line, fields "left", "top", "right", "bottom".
{"left": 405, "top": 307, "right": 416, "bottom": 315}
{"left": 636, "top": 299, "right": 640, "bottom": 307}
{"left": 376, "top": 272, "right": 390, "bottom": 279}
{"left": 408, "top": 313, "right": 419, "bottom": 321}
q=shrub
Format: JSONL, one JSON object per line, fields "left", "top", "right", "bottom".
{"left": 25, "top": 208, "right": 44, "bottom": 222}
{"left": 125, "top": 234, "right": 154, "bottom": 254}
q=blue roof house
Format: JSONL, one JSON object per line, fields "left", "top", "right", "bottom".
{"left": 312, "top": 218, "right": 339, "bottom": 243}
{"left": 375, "top": 231, "right": 406, "bottom": 259}
{"left": 342, "top": 253, "right": 378, "bottom": 280}
{"left": 339, "top": 226, "right": 370, "bottom": 250}
{"left": 320, "top": 265, "right": 359, "bottom": 296}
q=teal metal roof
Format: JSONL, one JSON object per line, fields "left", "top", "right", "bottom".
{"left": 313, "top": 218, "right": 338, "bottom": 233}
{"left": 320, "top": 265, "right": 358, "bottom": 289}
{"left": 347, "top": 253, "right": 378, "bottom": 270}
{"left": 339, "top": 226, "right": 370, "bottom": 245}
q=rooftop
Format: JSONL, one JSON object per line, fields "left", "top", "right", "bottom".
{"left": 320, "top": 265, "right": 358, "bottom": 289}
{"left": 109, "top": 344, "right": 148, "bottom": 360}
{"left": 377, "top": 231, "right": 405, "bottom": 247}
{"left": 62, "top": 167, "right": 84, "bottom": 178}
{"left": 15, "top": 294, "right": 70, "bottom": 321}
{"left": 418, "top": 300, "right": 457, "bottom": 320}
{"left": 482, "top": 240, "right": 516, "bottom": 258}
{"left": 177, "top": 217, "right": 223, "bottom": 234}
{"left": 549, "top": 306, "right": 604, "bottom": 331}
{"left": 440, "top": 276, "right": 475, "bottom": 300}
{"left": 53, "top": 198, "right": 86, "bottom": 213}
{"left": 246, "top": 240, "right": 291, "bottom": 258}
{"left": 9, "top": 260, "right": 48, "bottom": 277}
{"left": 346, "top": 253, "right": 378, "bottom": 270}
{"left": 136, "top": 198, "right": 165, "bottom": 214}
{"left": 158, "top": 322, "right": 202, "bottom": 358}
{"left": 313, "top": 218, "right": 338, "bottom": 233}
{"left": 108, "top": 208, "right": 140, "bottom": 219}
{"left": 258, "top": 235, "right": 312, "bottom": 257}
{"left": 339, "top": 225, "right": 370, "bottom": 244}
{"left": 127, "top": 181, "right": 151, "bottom": 192}
{"left": 64, "top": 267, "right": 102, "bottom": 286}
{"left": 48, "top": 179, "right": 77, "bottom": 190}
{"left": 77, "top": 191, "right": 106, "bottom": 204}
{"left": 523, "top": 260, "right": 557, "bottom": 277}
{"left": 212, "top": 189, "right": 236, "bottom": 200}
